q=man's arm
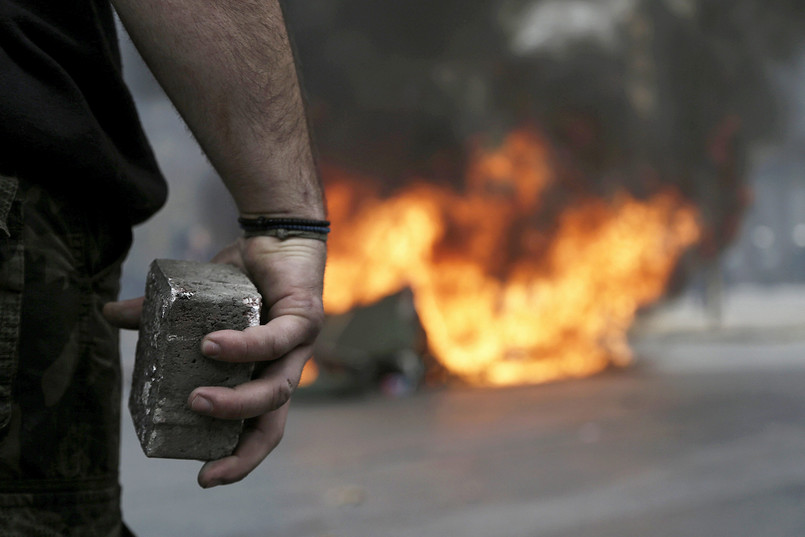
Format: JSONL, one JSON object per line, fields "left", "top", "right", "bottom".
{"left": 110, "top": 0, "right": 324, "bottom": 218}
{"left": 105, "top": 0, "right": 327, "bottom": 487}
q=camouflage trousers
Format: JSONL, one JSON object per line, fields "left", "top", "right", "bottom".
{"left": 0, "top": 175, "right": 135, "bottom": 536}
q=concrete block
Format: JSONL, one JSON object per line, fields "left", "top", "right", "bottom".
{"left": 129, "top": 259, "right": 261, "bottom": 460}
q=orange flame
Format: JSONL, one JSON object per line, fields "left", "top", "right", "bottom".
{"left": 322, "top": 127, "right": 700, "bottom": 387}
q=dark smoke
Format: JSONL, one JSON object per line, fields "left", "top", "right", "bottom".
{"left": 282, "top": 0, "right": 805, "bottom": 261}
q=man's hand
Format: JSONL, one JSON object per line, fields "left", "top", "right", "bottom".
{"left": 104, "top": 235, "right": 326, "bottom": 488}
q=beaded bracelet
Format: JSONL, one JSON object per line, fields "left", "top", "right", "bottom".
{"left": 237, "top": 217, "right": 331, "bottom": 242}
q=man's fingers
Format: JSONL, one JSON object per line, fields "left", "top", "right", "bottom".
{"left": 189, "top": 377, "right": 292, "bottom": 421}
{"left": 197, "top": 404, "right": 290, "bottom": 488}
{"left": 102, "top": 296, "right": 144, "bottom": 329}
{"left": 188, "top": 348, "right": 309, "bottom": 420}
{"left": 187, "top": 237, "right": 326, "bottom": 488}
{"left": 201, "top": 315, "right": 317, "bottom": 363}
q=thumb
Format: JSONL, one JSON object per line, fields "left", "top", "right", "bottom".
{"left": 103, "top": 296, "right": 144, "bottom": 330}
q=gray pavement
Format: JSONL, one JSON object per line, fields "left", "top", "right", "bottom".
{"left": 119, "top": 327, "right": 805, "bottom": 537}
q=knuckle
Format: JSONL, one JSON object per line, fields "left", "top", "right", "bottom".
{"left": 240, "top": 332, "right": 256, "bottom": 359}
{"left": 238, "top": 336, "right": 249, "bottom": 357}
{"left": 234, "top": 328, "right": 263, "bottom": 361}
{"left": 295, "top": 307, "right": 325, "bottom": 345}
{"left": 271, "top": 379, "right": 293, "bottom": 410}
{"left": 233, "top": 398, "right": 247, "bottom": 419}
{"left": 254, "top": 417, "right": 284, "bottom": 449}
{"left": 269, "top": 333, "right": 287, "bottom": 359}
{"left": 309, "top": 306, "right": 325, "bottom": 335}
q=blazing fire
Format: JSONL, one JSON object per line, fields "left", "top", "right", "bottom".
{"left": 321, "top": 127, "right": 700, "bottom": 387}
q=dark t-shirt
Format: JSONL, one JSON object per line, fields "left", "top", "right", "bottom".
{"left": 0, "top": 0, "right": 167, "bottom": 225}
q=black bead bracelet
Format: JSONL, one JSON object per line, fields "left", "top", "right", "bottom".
{"left": 237, "top": 217, "right": 331, "bottom": 242}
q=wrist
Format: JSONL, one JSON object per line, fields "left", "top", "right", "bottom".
{"left": 229, "top": 176, "right": 326, "bottom": 221}
{"left": 230, "top": 169, "right": 326, "bottom": 221}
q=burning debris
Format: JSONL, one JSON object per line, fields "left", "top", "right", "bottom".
{"left": 308, "top": 290, "right": 429, "bottom": 396}
{"left": 320, "top": 129, "right": 699, "bottom": 387}
{"left": 284, "top": 0, "right": 805, "bottom": 389}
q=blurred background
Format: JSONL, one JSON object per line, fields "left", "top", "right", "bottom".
{"left": 115, "top": 1, "right": 805, "bottom": 535}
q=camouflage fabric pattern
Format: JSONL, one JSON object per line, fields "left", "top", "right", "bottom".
{"left": 0, "top": 175, "right": 135, "bottom": 536}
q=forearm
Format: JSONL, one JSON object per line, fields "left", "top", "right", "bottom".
{"left": 111, "top": 0, "right": 325, "bottom": 218}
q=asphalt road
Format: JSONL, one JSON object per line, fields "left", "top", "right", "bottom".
{"left": 119, "top": 333, "right": 805, "bottom": 537}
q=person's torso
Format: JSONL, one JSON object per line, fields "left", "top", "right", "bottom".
{"left": 0, "top": 0, "right": 167, "bottom": 225}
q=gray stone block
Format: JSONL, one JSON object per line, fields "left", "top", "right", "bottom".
{"left": 129, "top": 259, "right": 261, "bottom": 460}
